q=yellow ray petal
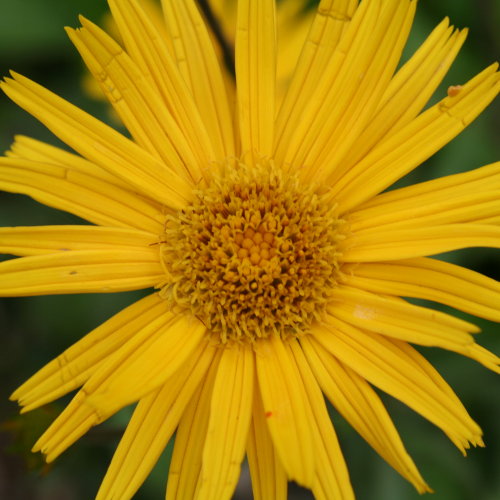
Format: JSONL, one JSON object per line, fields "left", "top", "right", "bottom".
{"left": 341, "top": 223, "right": 500, "bottom": 261}
{"left": 339, "top": 20, "right": 467, "bottom": 174}
{"left": 160, "top": 0, "right": 235, "bottom": 158}
{"left": 247, "top": 384, "right": 287, "bottom": 500}
{"left": 11, "top": 293, "right": 167, "bottom": 412}
{"left": 0, "top": 225, "right": 157, "bottom": 257}
{"left": 196, "top": 344, "right": 253, "bottom": 500}
{"left": 236, "top": 0, "right": 276, "bottom": 157}
{"left": 332, "top": 63, "right": 500, "bottom": 212}
{"left": 8, "top": 135, "right": 132, "bottom": 190}
{"left": 297, "top": 0, "right": 417, "bottom": 181}
{"left": 96, "top": 338, "right": 216, "bottom": 500}
{"left": 301, "top": 335, "right": 431, "bottom": 493}
{"left": 166, "top": 350, "right": 221, "bottom": 500}
{"left": 106, "top": 0, "right": 228, "bottom": 172}
{"left": 348, "top": 163, "right": 500, "bottom": 231}
{"left": 0, "top": 248, "right": 163, "bottom": 296}
{"left": 86, "top": 313, "right": 206, "bottom": 417}
{"left": 254, "top": 334, "right": 315, "bottom": 487}
{"left": 33, "top": 312, "right": 205, "bottom": 462}
{"left": 275, "top": 0, "right": 358, "bottom": 156}
{"left": 357, "top": 161, "right": 500, "bottom": 210}
{"left": 314, "top": 319, "right": 483, "bottom": 453}
{"left": 289, "top": 340, "right": 354, "bottom": 500}
{"left": 67, "top": 20, "right": 201, "bottom": 182}
{"left": 342, "top": 257, "right": 500, "bottom": 322}
{"left": 31, "top": 308, "right": 177, "bottom": 461}
{"left": 0, "top": 157, "right": 164, "bottom": 233}
{"left": 276, "top": 0, "right": 413, "bottom": 174}
{"left": 0, "top": 73, "right": 191, "bottom": 209}
{"left": 328, "top": 285, "right": 479, "bottom": 350}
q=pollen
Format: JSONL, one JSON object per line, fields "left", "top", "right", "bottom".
{"left": 160, "top": 160, "right": 345, "bottom": 342}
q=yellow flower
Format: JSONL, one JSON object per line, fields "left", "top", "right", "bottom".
{"left": 1, "top": 1, "right": 499, "bottom": 499}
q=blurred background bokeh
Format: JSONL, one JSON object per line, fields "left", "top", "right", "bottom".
{"left": 0, "top": 0, "right": 499, "bottom": 499}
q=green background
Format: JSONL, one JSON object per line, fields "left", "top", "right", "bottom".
{"left": 0, "top": 1, "right": 499, "bottom": 499}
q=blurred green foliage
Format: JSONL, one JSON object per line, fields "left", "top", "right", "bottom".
{"left": 0, "top": 1, "right": 499, "bottom": 499}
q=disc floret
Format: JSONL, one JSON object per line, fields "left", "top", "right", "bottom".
{"left": 161, "top": 160, "right": 344, "bottom": 342}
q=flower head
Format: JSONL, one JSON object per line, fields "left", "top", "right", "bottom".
{"left": 1, "top": 0, "right": 499, "bottom": 499}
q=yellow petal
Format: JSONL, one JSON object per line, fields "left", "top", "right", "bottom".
{"left": 0, "top": 225, "right": 157, "bottom": 257}
{"left": 254, "top": 334, "right": 315, "bottom": 487}
{"left": 339, "top": 19, "right": 467, "bottom": 173}
{"left": 331, "top": 63, "right": 500, "bottom": 212}
{"left": 247, "top": 384, "right": 288, "bottom": 500}
{"left": 11, "top": 293, "right": 167, "bottom": 412}
{"left": 86, "top": 313, "right": 206, "bottom": 417}
{"left": 0, "top": 157, "right": 164, "bottom": 233}
{"left": 301, "top": 335, "right": 431, "bottom": 493}
{"left": 1, "top": 73, "right": 191, "bottom": 209}
{"left": 166, "top": 350, "right": 222, "bottom": 500}
{"left": 357, "top": 161, "right": 500, "bottom": 211}
{"left": 289, "top": 339, "right": 354, "bottom": 500}
{"left": 33, "top": 312, "right": 204, "bottom": 462}
{"left": 196, "top": 344, "right": 253, "bottom": 500}
{"left": 314, "top": 319, "right": 483, "bottom": 453}
{"left": 342, "top": 257, "right": 500, "bottom": 322}
{"left": 160, "top": 0, "right": 235, "bottom": 158}
{"left": 109, "top": 0, "right": 218, "bottom": 179}
{"left": 8, "top": 135, "right": 132, "bottom": 190}
{"left": 348, "top": 163, "right": 500, "bottom": 232}
{"left": 297, "top": 0, "right": 417, "bottom": 181}
{"left": 96, "top": 339, "right": 216, "bottom": 500}
{"left": 341, "top": 223, "right": 500, "bottom": 261}
{"left": 236, "top": 0, "right": 276, "bottom": 157}
{"left": 0, "top": 248, "right": 163, "bottom": 296}
{"left": 328, "top": 285, "right": 479, "bottom": 351}
{"left": 67, "top": 19, "right": 201, "bottom": 182}
{"left": 275, "top": 0, "right": 358, "bottom": 156}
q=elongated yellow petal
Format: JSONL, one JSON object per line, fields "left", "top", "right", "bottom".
{"left": 254, "top": 334, "right": 315, "bottom": 487}
{"left": 11, "top": 293, "right": 167, "bottom": 412}
{"left": 0, "top": 225, "right": 157, "bottom": 257}
{"left": 348, "top": 162, "right": 500, "bottom": 231}
{"left": 247, "top": 385, "right": 287, "bottom": 500}
{"left": 0, "top": 248, "right": 162, "bottom": 296}
{"left": 1, "top": 73, "right": 191, "bottom": 209}
{"left": 289, "top": 340, "right": 354, "bottom": 500}
{"left": 276, "top": 0, "right": 414, "bottom": 175}
{"left": 301, "top": 335, "right": 431, "bottom": 493}
{"left": 332, "top": 63, "right": 500, "bottom": 212}
{"left": 339, "top": 20, "right": 468, "bottom": 173}
{"left": 341, "top": 224, "right": 500, "bottom": 261}
{"left": 160, "top": 0, "right": 235, "bottom": 158}
{"left": 0, "top": 157, "right": 164, "bottom": 233}
{"left": 275, "top": 0, "right": 358, "bottom": 156}
{"left": 196, "top": 344, "right": 253, "bottom": 500}
{"left": 358, "top": 161, "right": 500, "bottom": 210}
{"left": 236, "top": 0, "right": 276, "bottom": 156}
{"left": 96, "top": 339, "right": 216, "bottom": 500}
{"left": 86, "top": 313, "right": 206, "bottom": 417}
{"left": 298, "top": 0, "right": 417, "bottom": 181}
{"left": 314, "top": 319, "right": 484, "bottom": 453}
{"left": 33, "top": 313, "right": 204, "bottom": 462}
{"left": 8, "top": 135, "right": 132, "bottom": 190}
{"left": 342, "top": 257, "right": 500, "bottom": 322}
{"left": 32, "top": 308, "right": 178, "bottom": 461}
{"left": 106, "top": 0, "right": 228, "bottom": 174}
{"left": 328, "top": 285, "right": 478, "bottom": 349}
{"left": 166, "top": 351, "right": 221, "bottom": 500}
{"left": 67, "top": 19, "right": 201, "bottom": 182}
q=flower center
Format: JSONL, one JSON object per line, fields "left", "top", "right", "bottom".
{"left": 160, "top": 160, "right": 344, "bottom": 343}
